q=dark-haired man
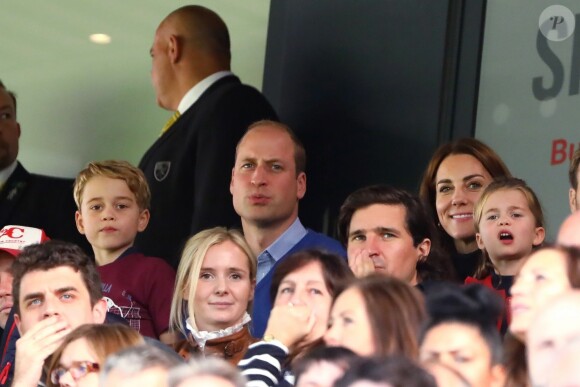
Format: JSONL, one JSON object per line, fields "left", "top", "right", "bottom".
{"left": 10, "top": 241, "right": 106, "bottom": 386}
{"left": 230, "top": 120, "right": 344, "bottom": 336}
{"left": 338, "top": 185, "right": 452, "bottom": 286}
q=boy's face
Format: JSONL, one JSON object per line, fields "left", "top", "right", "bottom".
{"left": 0, "top": 252, "right": 14, "bottom": 329}
{"left": 75, "top": 176, "right": 149, "bottom": 257}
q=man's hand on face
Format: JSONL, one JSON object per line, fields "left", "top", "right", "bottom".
{"left": 348, "top": 249, "right": 376, "bottom": 278}
{"left": 13, "top": 316, "right": 71, "bottom": 387}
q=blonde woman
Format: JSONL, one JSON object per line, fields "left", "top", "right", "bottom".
{"left": 170, "top": 227, "right": 257, "bottom": 365}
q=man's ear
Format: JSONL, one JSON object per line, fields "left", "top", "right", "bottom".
{"left": 296, "top": 172, "right": 306, "bottom": 200}
{"left": 230, "top": 168, "right": 235, "bottom": 195}
{"left": 416, "top": 238, "right": 431, "bottom": 260}
{"left": 92, "top": 298, "right": 108, "bottom": 324}
{"left": 168, "top": 34, "right": 181, "bottom": 63}
{"left": 75, "top": 210, "right": 85, "bottom": 234}
{"left": 14, "top": 313, "right": 21, "bottom": 334}
{"left": 570, "top": 188, "right": 577, "bottom": 213}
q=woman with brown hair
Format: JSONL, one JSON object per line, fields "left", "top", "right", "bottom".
{"left": 45, "top": 324, "right": 144, "bottom": 386}
{"left": 238, "top": 249, "right": 353, "bottom": 386}
{"left": 419, "top": 138, "right": 511, "bottom": 281}
{"left": 324, "top": 274, "right": 426, "bottom": 358}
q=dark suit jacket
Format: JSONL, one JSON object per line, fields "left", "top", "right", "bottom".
{"left": 137, "top": 75, "right": 277, "bottom": 269}
{"left": 0, "top": 162, "right": 89, "bottom": 251}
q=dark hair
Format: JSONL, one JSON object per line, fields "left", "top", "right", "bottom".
{"left": 269, "top": 249, "right": 353, "bottom": 305}
{"left": 170, "top": 5, "right": 231, "bottom": 64}
{"left": 420, "top": 283, "right": 504, "bottom": 365}
{"left": 334, "top": 275, "right": 426, "bottom": 359}
{"left": 0, "top": 80, "right": 17, "bottom": 115}
{"left": 12, "top": 241, "right": 102, "bottom": 315}
{"left": 334, "top": 356, "right": 437, "bottom": 387}
{"left": 569, "top": 148, "right": 580, "bottom": 190}
{"left": 473, "top": 177, "right": 545, "bottom": 279}
{"left": 240, "top": 120, "right": 307, "bottom": 175}
{"left": 293, "top": 346, "right": 359, "bottom": 385}
{"left": 419, "top": 138, "right": 511, "bottom": 253}
{"left": 338, "top": 184, "right": 453, "bottom": 282}
{"left": 270, "top": 249, "right": 354, "bottom": 364}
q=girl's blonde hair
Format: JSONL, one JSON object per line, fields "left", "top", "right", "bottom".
{"left": 473, "top": 177, "right": 545, "bottom": 279}
{"left": 169, "top": 227, "right": 256, "bottom": 334}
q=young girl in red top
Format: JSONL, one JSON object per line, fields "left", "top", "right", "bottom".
{"left": 465, "top": 177, "right": 545, "bottom": 334}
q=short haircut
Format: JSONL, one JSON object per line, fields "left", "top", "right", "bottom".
{"left": 100, "top": 344, "right": 183, "bottom": 386}
{"left": 337, "top": 184, "right": 453, "bottom": 282}
{"left": 73, "top": 160, "right": 151, "bottom": 210}
{"left": 570, "top": 148, "right": 580, "bottom": 190}
{"left": 169, "top": 5, "right": 231, "bottom": 64}
{"left": 168, "top": 358, "right": 246, "bottom": 387}
{"left": 0, "top": 79, "right": 17, "bottom": 115}
{"left": 12, "top": 241, "right": 102, "bottom": 316}
{"left": 418, "top": 138, "right": 511, "bottom": 253}
{"left": 473, "top": 177, "right": 544, "bottom": 279}
{"left": 237, "top": 120, "right": 307, "bottom": 175}
{"left": 45, "top": 324, "right": 144, "bottom": 387}
{"left": 333, "top": 275, "right": 426, "bottom": 359}
{"left": 170, "top": 227, "right": 256, "bottom": 335}
{"left": 420, "top": 282, "right": 504, "bottom": 365}
{"left": 334, "top": 356, "right": 437, "bottom": 387}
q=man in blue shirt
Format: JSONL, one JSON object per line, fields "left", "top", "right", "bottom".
{"left": 230, "top": 120, "right": 345, "bottom": 337}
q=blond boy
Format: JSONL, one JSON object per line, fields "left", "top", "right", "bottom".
{"left": 74, "top": 160, "right": 175, "bottom": 344}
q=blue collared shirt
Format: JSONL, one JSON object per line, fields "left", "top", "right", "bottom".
{"left": 256, "top": 218, "right": 307, "bottom": 283}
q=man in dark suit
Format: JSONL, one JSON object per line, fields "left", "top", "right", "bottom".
{"left": 0, "top": 80, "right": 87, "bottom": 250}
{"left": 138, "top": 5, "right": 277, "bottom": 269}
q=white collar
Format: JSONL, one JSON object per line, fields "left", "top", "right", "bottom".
{"left": 177, "top": 71, "right": 233, "bottom": 114}
{"left": 186, "top": 312, "right": 251, "bottom": 349}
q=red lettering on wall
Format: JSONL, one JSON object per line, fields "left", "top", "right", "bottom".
{"left": 552, "top": 138, "right": 568, "bottom": 165}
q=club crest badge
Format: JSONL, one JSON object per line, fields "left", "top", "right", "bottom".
{"left": 154, "top": 161, "right": 171, "bottom": 182}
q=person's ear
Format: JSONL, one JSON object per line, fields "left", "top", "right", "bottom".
{"left": 230, "top": 168, "right": 235, "bottom": 195}
{"left": 137, "top": 209, "right": 150, "bottom": 232}
{"left": 569, "top": 188, "right": 577, "bottom": 213}
{"left": 533, "top": 227, "right": 546, "bottom": 246}
{"left": 476, "top": 232, "right": 485, "bottom": 249}
{"left": 168, "top": 34, "right": 181, "bottom": 63}
{"left": 92, "top": 298, "right": 108, "bottom": 324}
{"left": 14, "top": 313, "right": 21, "bottom": 334}
{"left": 296, "top": 172, "right": 306, "bottom": 200}
{"left": 75, "top": 210, "right": 85, "bottom": 234}
{"left": 416, "top": 238, "right": 431, "bottom": 260}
